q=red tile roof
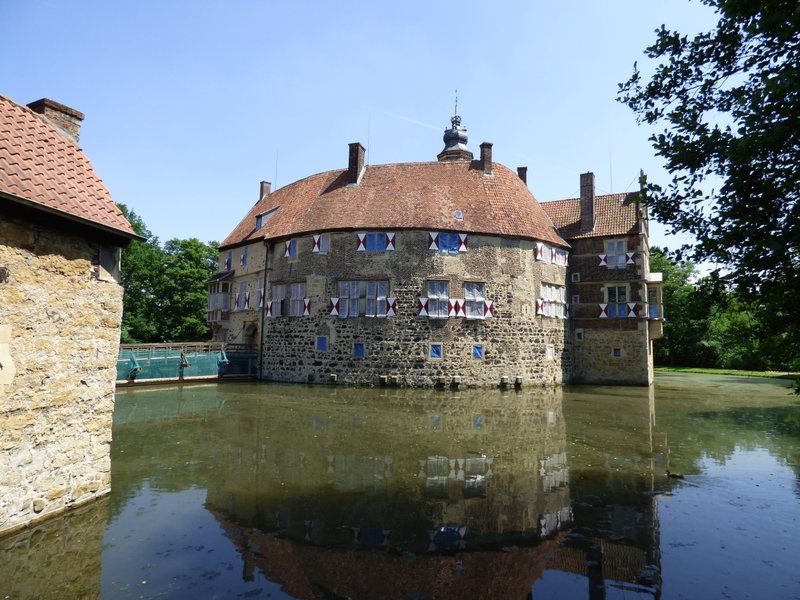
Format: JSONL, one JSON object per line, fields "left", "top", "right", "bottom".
{"left": 540, "top": 192, "right": 640, "bottom": 240}
{"left": 221, "top": 160, "right": 568, "bottom": 249}
{"left": 0, "top": 95, "right": 136, "bottom": 239}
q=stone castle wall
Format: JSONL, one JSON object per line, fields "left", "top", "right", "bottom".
{"left": 261, "top": 231, "right": 571, "bottom": 387}
{"left": 0, "top": 216, "right": 123, "bottom": 536}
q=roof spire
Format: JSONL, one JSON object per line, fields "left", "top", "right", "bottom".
{"left": 438, "top": 94, "right": 472, "bottom": 162}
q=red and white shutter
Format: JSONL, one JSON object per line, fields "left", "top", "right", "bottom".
{"left": 484, "top": 299, "right": 494, "bottom": 318}
{"left": 312, "top": 234, "right": 321, "bottom": 253}
{"left": 598, "top": 303, "right": 609, "bottom": 318}
{"left": 386, "top": 297, "right": 397, "bottom": 317}
{"left": 356, "top": 232, "right": 367, "bottom": 251}
{"left": 284, "top": 241, "right": 292, "bottom": 257}
{"left": 626, "top": 302, "right": 639, "bottom": 317}
{"left": 265, "top": 300, "right": 273, "bottom": 317}
{"left": 626, "top": 252, "right": 635, "bottom": 265}
{"left": 458, "top": 233, "right": 468, "bottom": 252}
{"left": 244, "top": 291, "right": 250, "bottom": 310}
{"left": 329, "top": 298, "right": 339, "bottom": 317}
{"left": 303, "top": 298, "right": 311, "bottom": 316}
{"left": 536, "top": 298, "right": 545, "bottom": 316}
{"left": 428, "top": 232, "right": 439, "bottom": 251}
{"left": 386, "top": 232, "right": 396, "bottom": 251}
{"left": 418, "top": 297, "right": 429, "bottom": 317}
{"left": 598, "top": 254, "right": 608, "bottom": 267}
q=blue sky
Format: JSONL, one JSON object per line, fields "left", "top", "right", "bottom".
{"left": 1, "top": 0, "right": 717, "bottom": 248}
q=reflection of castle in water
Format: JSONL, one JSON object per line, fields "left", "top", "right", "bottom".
{"left": 205, "top": 386, "right": 573, "bottom": 554}
{"left": 108, "top": 383, "right": 664, "bottom": 598}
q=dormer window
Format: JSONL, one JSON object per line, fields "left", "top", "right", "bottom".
{"left": 255, "top": 207, "right": 278, "bottom": 232}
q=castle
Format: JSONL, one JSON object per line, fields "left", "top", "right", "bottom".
{"left": 210, "top": 115, "right": 662, "bottom": 386}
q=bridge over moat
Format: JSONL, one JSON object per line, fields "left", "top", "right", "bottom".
{"left": 116, "top": 342, "right": 257, "bottom": 385}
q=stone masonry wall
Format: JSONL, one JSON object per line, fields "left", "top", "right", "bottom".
{"left": 0, "top": 216, "right": 123, "bottom": 536}
{"left": 261, "top": 231, "right": 571, "bottom": 387}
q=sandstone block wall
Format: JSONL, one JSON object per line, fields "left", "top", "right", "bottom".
{"left": 0, "top": 217, "right": 123, "bottom": 536}
{"left": 261, "top": 231, "right": 571, "bottom": 387}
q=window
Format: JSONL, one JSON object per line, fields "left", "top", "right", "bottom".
{"left": 285, "top": 239, "right": 297, "bottom": 258}
{"left": 606, "top": 285, "right": 628, "bottom": 318}
{"left": 366, "top": 233, "right": 387, "bottom": 252}
{"left": 605, "top": 239, "right": 627, "bottom": 269}
{"left": 240, "top": 246, "right": 248, "bottom": 267}
{"left": 438, "top": 232, "right": 459, "bottom": 253}
{"left": 648, "top": 287, "right": 660, "bottom": 319}
{"left": 313, "top": 233, "right": 330, "bottom": 255}
{"left": 427, "top": 281, "right": 449, "bottom": 318}
{"left": 235, "top": 282, "right": 249, "bottom": 311}
{"left": 289, "top": 282, "right": 306, "bottom": 316}
{"left": 353, "top": 342, "right": 365, "bottom": 359}
{"left": 316, "top": 336, "right": 328, "bottom": 352}
{"left": 575, "top": 329, "right": 584, "bottom": 341}
{"left": 338, "top": 280, "right": 389, "bottom": 317}
{"left": 207, "top": 281, "right": 231, "bottom": 321}
{"left": 612, "top": 348, "right": 622, "bottom": 358}
{"left": 571, "top": 273, "right": 580, "bottom": 283}
{"left": 224, "top": 250, "right": 232, "bottom": 271}
{"left": 429, "top": 231, "right": 466, "bottom": 253}
{"left": 270, "top": 284, "right": 286, "bottom": 317}
{"left": 472, "top": 344, "right": 484, "bottom": 360}
{"left": 357, "top": 231, "right": 395, "bottom": 252}
{"left": 430, "top": 343, "right": 443, "bottom": 359}
{"left": 572, "top": 294, "right": 580, "bottom": 305}
{"left": 464, "top": 282, "right": 485, "bottom": 319}
{"left": 540, "top": 283, "right": 566, "bottom": 318}
{"left": 255, "top": 208, "right": 277, "bottom": 232}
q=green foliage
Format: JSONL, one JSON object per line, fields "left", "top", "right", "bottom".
{"left": 620, "top": 1, "right": 800, "bottom": 366}
{"left": 117, "top": 204, "right": 217, "bottom": 343}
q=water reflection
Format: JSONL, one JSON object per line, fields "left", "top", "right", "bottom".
{"left": 1, "top": 374, "right": 798, "bottom": 599}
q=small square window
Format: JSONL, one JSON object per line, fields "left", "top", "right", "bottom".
{"left": 353, "top": 342, "right": 365, "bottom": 359}
{"left": 431, "top": 415, "right": 442, "bottom": 430}
{"left": 316, "top": 336, "right": 328, "bottom": 352}
{"left": 571, "top": 273, "right": 580, "bottom": 283}
{"left": 430, "top": 343, "right": 443, "bottom": 360}
{"left": 575, "top": 329, "right": 584, "bottom": 341}
{"left": 572, "top": 294, "right": 580, "bottom": 304}
{"left": 472, "top": 344, "right": 484, "bottom": 360}
{"left": 612, "top": 348, "right": 622, "bottom": 358}
{"left": 472, "top": 415, "right": 484, "bottom": 430}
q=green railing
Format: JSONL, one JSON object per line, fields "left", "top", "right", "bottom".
{"left": 116, "top": 343, "right": 257, "bottom": 384}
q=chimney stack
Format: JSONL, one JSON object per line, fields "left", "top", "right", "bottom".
{"left": 517, "top": 166, "right": 528, "bottom": 185}
{"left": 480, "top": 142, "right": 493, "bottom": 175}
{"left": 347, "top": 142, "right": 365, "bottom": 185}
{"left": 259, "top": 181, "right": 272, "bottom": 201}
{"left": 26, "top": 98, "right": 84, "bottom": 143}
{"left": 580, "top": 172, "right": 595, "bottom": 232}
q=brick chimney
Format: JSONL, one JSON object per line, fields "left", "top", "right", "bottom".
{"left": 517, "top": 166, "right": 528, "bottom": 185}
{"left": 347, "top": 142, "right": 365, "bottom": 185}
{"left": 480, "top": 142, "right": 493, "bottom": 175}
{"left": 259, "top": 181, "right": 272, "bottom": 201}
{"left": 26, "top": 98, "right": 84, "bottom": 143}
{"left": 580, "top": 172, "right": 595, "bottom": 232}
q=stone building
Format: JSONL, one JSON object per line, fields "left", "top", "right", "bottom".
{"left": 0, "top": 95, "right": 137, "bottom": 536}
{"left": 211, "top": 114, "right": 662, "bottom": 386}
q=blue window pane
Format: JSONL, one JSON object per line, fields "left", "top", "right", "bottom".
{"left": 430, "top": 344, "right": 442, "bottom": 359}
{"left": 472, "top": 345, "right": 484, "bottom": 360}
{"left": 353, "top": 342, "right": 365, "bottom": 358}
{"left": 366, "top": 233, "right": 386, "bottom": 252}
{"left": 431, "top": 415, "right": 442, "bottom": 430}
{"left": 472, "top": 415, "right": 484, "bottom": 430}
{"left": 316, "top": 336, "right": 327, "bottom": 352}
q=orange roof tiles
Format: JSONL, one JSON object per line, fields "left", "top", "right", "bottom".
{"left": 0, "top": 95, "right": 136, "bottom": 238}
{"left": 221, "top": 160, "right": 568, "bottom": 249}
{"left": 541, "top": 192, "right": 640, "bottom": 240}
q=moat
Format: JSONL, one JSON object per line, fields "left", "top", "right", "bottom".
{"left": 2, "top": 373, "right": 799, "bottom": 599}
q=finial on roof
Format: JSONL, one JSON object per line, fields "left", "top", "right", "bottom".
{"left": 438, "top": 96, "right": 473, "bottom": 162}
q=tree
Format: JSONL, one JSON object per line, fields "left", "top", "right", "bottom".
{"left": 157, "top": 238, "right": 218, "bottom": 342}
{"left": 619, "top": 1, "right": 800, "bottom": 360}
{"left": 117, "top": 204, "right": 217, "bottom": 343}
{"left": 650, "top": 247, "right": 717, "bottom": 367}
{"left": 118, "top": 204, "right": 165, "bottom": 343}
